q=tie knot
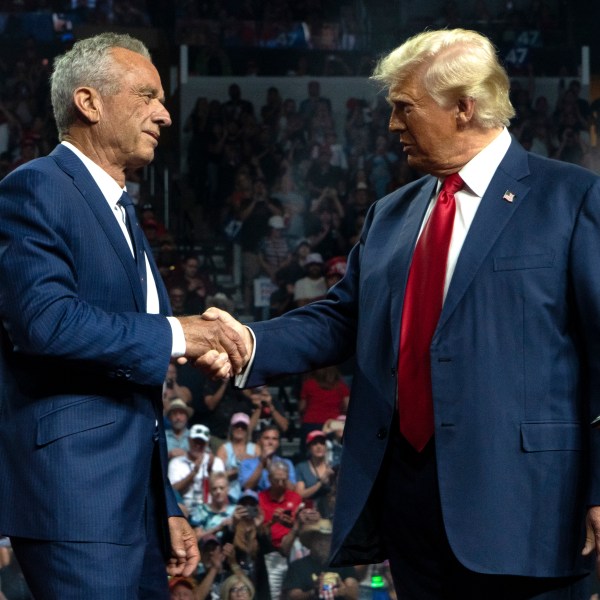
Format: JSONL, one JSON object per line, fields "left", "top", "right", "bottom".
{"left": 441, "top": 173, "right": 463, "bottom": 195}
{"left": 119, "top": 191, "right": 134, "bottom": 207}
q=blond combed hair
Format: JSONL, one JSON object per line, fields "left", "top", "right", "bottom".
{"left": 372, "top": 28, "right": 515, "bottom": 129}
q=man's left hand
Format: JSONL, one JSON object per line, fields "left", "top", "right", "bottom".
{"left": 167, "top": 516, "right": 200, "bottom": 577}
{"left": 582, "top": 506, "right": 600, "bottom": 578}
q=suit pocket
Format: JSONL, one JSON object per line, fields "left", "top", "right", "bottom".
{"left": 494, "top": 252, "right": 555, "bottom": 271}
{"left": 520, "top": 421, "right": 581, "bottom": 452}
{"left": 37, "top": 396, "right": 116, "bottom": 446}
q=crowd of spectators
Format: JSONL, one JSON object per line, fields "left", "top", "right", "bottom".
{"left": 0, "top": 4, "right": 599, "bottom": 597}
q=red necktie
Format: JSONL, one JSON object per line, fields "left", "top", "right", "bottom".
{"left": 397, "top": 173, "right": 463, "bottom": 451}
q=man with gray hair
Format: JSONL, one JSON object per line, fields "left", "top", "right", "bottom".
{"left": 204, "top": 28, "right": 600, "bottom": 598}
{"left": 0, "top": 33, "right": 247, "bottom": 598}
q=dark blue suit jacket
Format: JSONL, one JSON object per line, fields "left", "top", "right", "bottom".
{"left": 0, "top": 145, "right": 181, "bottom": 546}
{"left": 245, "top": 139, "right": 600, "bottom": 577}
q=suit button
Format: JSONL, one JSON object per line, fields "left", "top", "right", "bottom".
{"left": 376, "top": 427, "right": 388, "bottom": 440}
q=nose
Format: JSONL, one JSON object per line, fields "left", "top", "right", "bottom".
{"left": 154, "top": 102, "right": 172, "bottom": 128}
{"left": 388, "top": 107, "right": 405, "bottom": 132}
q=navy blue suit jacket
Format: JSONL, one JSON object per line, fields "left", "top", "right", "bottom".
{"left": 245, "top": 139, "right": 600, "bottom": 577}
{"left": 0, "top": 145, "right": 181, "bottom": 545}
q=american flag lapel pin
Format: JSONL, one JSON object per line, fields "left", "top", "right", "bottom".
{"left": 503, "top": 190, "right": 515, "bottom": 203}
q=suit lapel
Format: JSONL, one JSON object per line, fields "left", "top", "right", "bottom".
{"left": 50, "top": 145, "right": 147, "bottom": 312}
{"left": 437, "top": 140, "right": 531, "bottom": 332}
{"left": 388, "top": 176, "right": 438, "bottom": 352}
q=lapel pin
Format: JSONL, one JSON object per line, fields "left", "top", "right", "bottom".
{"left": 503, "top": 190, "right": 515, "bottom": 203}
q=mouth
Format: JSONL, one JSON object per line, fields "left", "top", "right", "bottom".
{"left": 144, "top": 131, "right": 159, "bottom": 143}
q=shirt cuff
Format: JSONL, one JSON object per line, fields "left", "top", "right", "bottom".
{"left": 167, "top": 316, "right": 186, "bottom": 357}
{"left": 234, "top": 326, "right": 256, "bottom": 388}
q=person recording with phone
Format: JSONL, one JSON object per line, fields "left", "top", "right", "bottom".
{"left": 221, "top": 490, "right": 272, "bottom": 597}
{"left": 258, "top": 460, "right": 303, "bottom": 552}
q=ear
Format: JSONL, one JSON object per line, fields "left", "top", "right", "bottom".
{"left": 456, "top": 96, "right": 476, "bottom": 127}
{"left": 72, "top": 87, "right": 102, "bottom": 125}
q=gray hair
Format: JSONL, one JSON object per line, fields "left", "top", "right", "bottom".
{"left": 50, "top": 32, "right": 151, "bottom": 139}
{"left": 372, "top": 29, "right": 515, "bottom": 129}
{"left": 268, "top": 459, "right": 289, "bottom": 477}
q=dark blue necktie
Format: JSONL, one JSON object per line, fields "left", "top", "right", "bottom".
{"left": 118, "top": 191, "right": 147, "bottom": 305}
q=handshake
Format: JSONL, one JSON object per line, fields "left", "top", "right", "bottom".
{"left": 176, "top": 308, "right": 253, "bottom": 379}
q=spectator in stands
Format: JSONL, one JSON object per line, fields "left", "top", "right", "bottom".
{"left": 190, "top": 472, "right": 236, "bottom": 542}
{"left": 184, "top": 96, "right": 211, "bottom": 202}
{"left": 221, "top": 490, "right": 272, "bottom": 597}
{"left": 275, "top": 239, "right": 311, "bottom": 287}
{"left": 177, "top": 254, "right": 211, "bottom": 314}
{"left": 259, "top": 215, "right": 292, "bottom": 283}
{"left": 169, "top": 285, "right": 188, "bottom": 317}
{"left": 195, "top": 536, "right": 232, "bottom": 599}
{"left": 367, "top": 133, "right": 399, "bottom": 198}
{"left": 281, "top": 519, "right": 359, "bottom": 600}
{"left": 239, "top": 425, "right": 296, "bottom": 492}
{"left": 299, "top": 81, "right": 331, "bottom": 127}
{"left": 295, "top": 430, "right": 336, "bottom": 517}
{"left": 319, "top": 130, "right": 348, "bottom": 171}
{"left": 279, "top": 504, "right": 322, "bottom": 562}
{"left": 259, "top": 460, "right": 303, "bottom": 553}
{"left": 196, "top": 377, "right": 254, "bottom": 448}
{"left": 169, "top": 576, "right": 197, "bottom": 600}
{"left": 298, "top": 366, "right": 350, "bottom": 453}
{"left": 164, "top": 362, "right": 194, "bottom": 408}
{"left": 293, "top": 253, "right": 327, "bottom": 307}
{"left": 307, "top": 103, "right": 335, "bottom": 148}
{"left": 220, "top": 572, "right": 255, "bottom": 600}
{"left": 271, "top": 165, "right": 308, "bottom": 248}
{"left": 342, "top": 181, "right": 372, "bottom": 237}
{"left": 279, "top": 106, "right": 308, "bottom": 157}
{"left": 9, "top": 136, "right": 37, "bottom": 171}
{"left": 260, "top": 86, "right": 283, "bottom": 134}
{"left": 305, "top": 145, "right": 344, "bottom": 199}
{"left": 217, "top": 413, "right": 259, "bottom": 503}
{"left": 552, "top": 126, "right": 586, "bottom": 166}
{"left": 306, "top": 189, "right": 346, "bottom": 261}
{"left": 165, "top": 398, "right": 194, "bottom": 460}
{"left": 269, "top": 276, "right": 296, "bottom": 318}
{"left": 237, "top": 176, "right": 282, "bottom": 312}
{"left": 223, "top": 83, "right": 255, "bottom": 124}
{"left": 244, "top": 385, "right": 289, "bottom": 437}
{"left": 168, "top": 424, "right": 226, "bottom": 513}
{"left": 324, "top": 256, "right": 347, "bottom": 290}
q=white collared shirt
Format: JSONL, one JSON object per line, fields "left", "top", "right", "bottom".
{"left": 420, "top": 127, "right": 512, "bottom": 300}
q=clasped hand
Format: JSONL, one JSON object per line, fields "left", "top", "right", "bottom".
{"left": 176, "top": 308, "right": 253, "bottom": 379}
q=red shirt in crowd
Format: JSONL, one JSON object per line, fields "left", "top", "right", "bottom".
{"left": 259, "top": 488, "right": 303, "bottom": 549}
{"left": 300, "top": 379, "right": 350, "bottom": 424}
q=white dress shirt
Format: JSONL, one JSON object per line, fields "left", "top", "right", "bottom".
{"left": 423, "top": 127, "right": 512, "bottom": 300}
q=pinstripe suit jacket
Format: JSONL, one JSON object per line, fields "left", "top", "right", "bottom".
{"left": 0, "top": 144, "right": 181, "bottom": 544}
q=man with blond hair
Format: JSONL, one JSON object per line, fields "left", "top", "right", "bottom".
{"left": 204, "top": 28, "right": 600, "bottom": 598}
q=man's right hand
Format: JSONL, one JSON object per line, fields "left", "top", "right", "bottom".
{"left": 176, "top": 314, "right": 250, "bottom": 377}
{"left": 195, "top": 308, "right": 254, "bottom": 377}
